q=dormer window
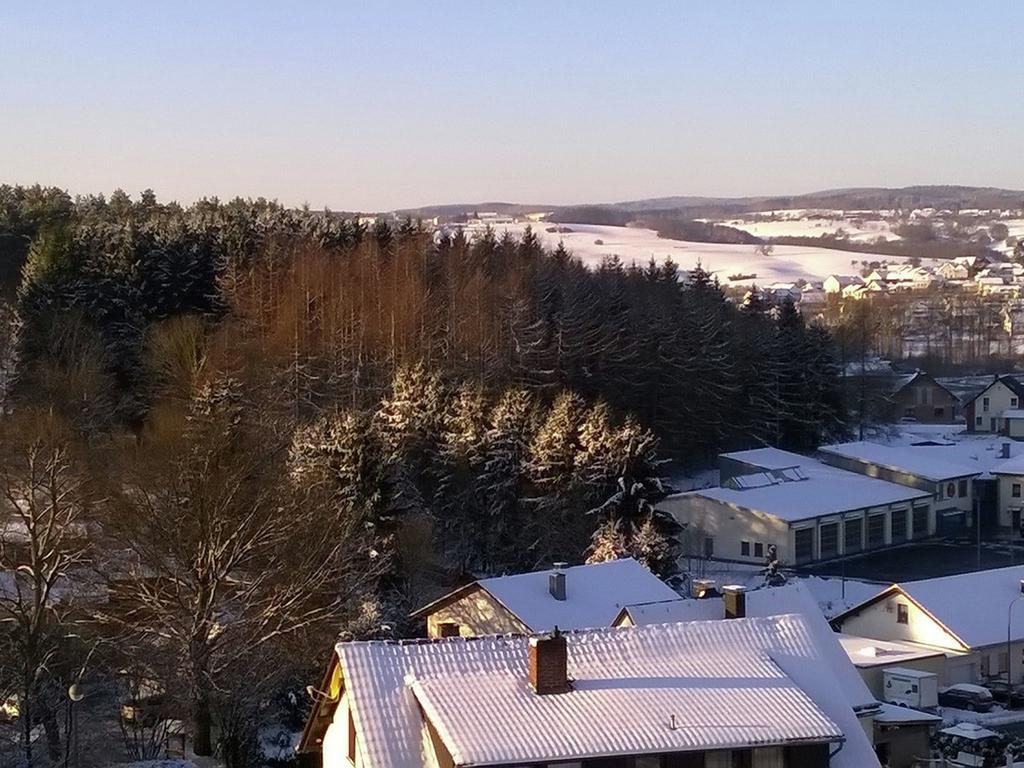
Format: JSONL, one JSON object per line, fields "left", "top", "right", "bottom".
{"left": 984, "top": 397, "right": 990, "bottom": 412}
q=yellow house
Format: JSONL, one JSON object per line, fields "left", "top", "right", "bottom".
{"left": 410, "top": 558, "right": 680, "bottom": 638}
{"left": 832, "top": 566, "right": 1024, "bottom": 687}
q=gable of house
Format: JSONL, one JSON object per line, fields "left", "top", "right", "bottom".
{"left": 833, "top": 587, "right": 967, "bottom": 653}
{"left": 423, "top": 584, "right": 529, "bottom": 637}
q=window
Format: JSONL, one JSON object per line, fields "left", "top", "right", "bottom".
{"left": 1014, "top": 398, "right": 1020, "bottom": 408}
{"left": 959, "top": 479, "right": 968, "bottom": 498}
{"left": 891, "top": 508, "right": 908, "bottom": 544}
{"left": 703, "top": 536, "right": 714, "bottom": 558}
{"left": 844, "top": 517, "right": 863, "bottom": 553}
{"left": 731, "top": 749, "right": 752, "bottom": 768}
{"left": 1015, "top": 484, "right": 1022, "bottom": 499}
{"left": 946, "top": 482, "right": 956, "bottom": 498}
{"left": 897, "top": 603, "right": 909, "bottom": 624}
{"left": 348, "top": 708, "right": 357, "bottom": 763}
{"left": 903, "top": 407, "right": 915, "bottom": 418}
{"left": 740, "top": 540, "right": 750, "bottom": 557}
{"left": 984, "top": 396, "right": 991, "bottom": 412}
{"left": 794, "top": 528, "right": 814, "bottom": 563}
{"left": 913, "top": 506, "right": 929, "bottom": 538}
{"left": 934, "top": 407, "right": 945, "bottom": 418}
{"left": 977, "top": 416, "right": 984, "bottom": 426}
{"left": 819, "top": 522, "right": 839, "bottom": 559}
{"left": 753, "top": 542, "right": 764, "bottom": 558}
{"left": 867, "top": 514, "right": 886, "bottom": 548}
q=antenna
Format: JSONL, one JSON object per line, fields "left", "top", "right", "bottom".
{"left": 669, "top": 714, "right": 678, "bottom": 730}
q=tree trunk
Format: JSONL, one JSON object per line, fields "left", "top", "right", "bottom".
{"left": 192, "top": 688, "right": 213, "bottom": 757}
{"left": 190, "top": 640, "right": 214, "bottom": 756}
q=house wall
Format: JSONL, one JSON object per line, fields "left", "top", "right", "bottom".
{"left": 872, "top": 723, "right": 933, "bottom": 768}
{"left": 661, "top": 495, "right": 793, "bottom": 564}
{"left": 970, "top": 380, "right": 1021, "bottom": 432}
{"left": 996, "top": 474, "right": 1024, "bottom": 530}
{"left": 426, "top": 586, "right": 530, "bottom": 637}
{"left": 322, "top": 691, "right": 365, "bottom": 768}
{"left": 665, "top": 494, "right": 934, "bottom": 567}
{"left": 1009, "top": 419, "right": 1024, "bottom": 438}
{"left": 836, "top": 593, "right": 964, "bottom": 653}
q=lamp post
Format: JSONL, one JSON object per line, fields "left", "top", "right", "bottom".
{"left": 66, "top": 683, "right": 85, "bottom": 768}
{"left": 1007, "top": 579, "right": 1024, "bottom": 709}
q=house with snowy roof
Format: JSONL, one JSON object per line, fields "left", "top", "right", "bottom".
{"left": 410, "top": 558, "right": 680, "bottom": 638}
{"left": 964, "top": 375, "right": 1024, "bottom": 433}
{"left": 298, "top": 612, "right": 881, "bottom": 768}
{"left": 833, "top": 565, "right": 1024, "bottom": 689}
{"left": 660, "top": 448, "right": 933, "bottom": 566}
{"left": 887, "top": 371, "right": 958, "bottom": 424}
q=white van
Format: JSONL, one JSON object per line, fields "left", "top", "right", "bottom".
{"left": 883, "top": 666, "right": 939, "bottom": 709}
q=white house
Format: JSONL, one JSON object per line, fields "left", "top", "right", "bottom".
{"left": 964, "top": 375, "right": 1024, "bottom": 433}
{"left": 824, "top": 274, "right": 863, "bottom": 294}
{"left": 299, "top": 613, "right": 881, "bottom": 768}
{"left": 833, "top": 565, "right": 1024, "bottom": 688}
{"left": 661, "top": 448, "right": 934, "bottom": 566}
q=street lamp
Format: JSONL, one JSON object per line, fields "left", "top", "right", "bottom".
{"left": 1007, "top": 579, "right": 1024, "bottom": 708}
{"left": 65, "top": 682, "right": 85, "bottom": 768}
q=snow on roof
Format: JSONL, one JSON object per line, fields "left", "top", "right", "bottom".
{"left": 876, "top": 428, "right": 1024, "bottom": 479}
{"left": 940, "top": 722, "right": 1000, "bottom": 740}
{"left": 337, "top": 615, "right": 879, "bottom": 768}
{"left": 419, "top": 559, "right": 680, "bottom": 632}
{"left": 720, "top": 446, "right": 813, "bottom": 470}
{"left": 1002, "top": 409, "right": 1024, "bottom": 419}
{"left": 992, "top": 453, "right": 1024, "bottom": 475}
{"left": 687, "top": 449, "right": 930, "bottom": 522}
{"left": 874, "top": 702, "right": 942, "bottom": 725}
{"left": 819, "top": 441, "right": 981, "bottom": 482}
{"left": 838, "top": 634, "right": 951, "bottom": 668}
{"left": 896, "top": 565, "right": 1024, "bottom": 648}
{"left": 619, "top": 582, "right": 876, "bottom": 712}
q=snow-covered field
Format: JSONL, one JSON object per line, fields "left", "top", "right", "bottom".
{"left": 476, "top": 222, "right": 899, "bottom": 284}
{"left": 721, "top": 214, "right": 902, "bottom": 244}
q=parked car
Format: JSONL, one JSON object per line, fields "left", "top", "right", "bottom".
{"left": 938, "top": 684, "right": 995, "bottom": 712}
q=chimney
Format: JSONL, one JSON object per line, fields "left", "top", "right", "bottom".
{"left": 549, "top": 562, "right": 567, "bottom": 601}
{"left": 692, "top": 578, "right": 718, "bottom": 599}
{"left": 723, "top": 585, "right": 746, "bottom": 619}
{"left": 1004, "top": 442, "right": 1012, "bottom": 459}
{"left": 529, "top": 628, "right": 570, "bottom": 695}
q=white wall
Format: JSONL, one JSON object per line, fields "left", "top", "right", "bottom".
{"left": 997, "top": 474, "right": 1024, "bottom": 529}
{"left": 837, "top": 592, "right": 964, "bottom": 652}
{"left": 662, "top": 495, "right": 792, "bottom": 564}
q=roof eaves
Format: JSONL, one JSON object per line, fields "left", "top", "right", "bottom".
{"left": 409, "top": 582, "right": 481, "bottom": 620}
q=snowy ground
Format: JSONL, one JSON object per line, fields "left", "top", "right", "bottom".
{"left": 470, "top": 222, "right": 902, "bottom": 284}
{"left": 721, "top": 214, "right": 902, "bottom": 244}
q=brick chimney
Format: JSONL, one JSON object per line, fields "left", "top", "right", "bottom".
{"left": 723, "top": 585, "right": 746, "bottom": 619}
{"left": 529, "top": 628, "right": 570, "bottom": 694}
{"left": 549, "top": 562, "right": 567, "bottom": 601}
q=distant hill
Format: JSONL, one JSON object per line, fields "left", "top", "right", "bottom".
{"left": 397, "top": 186, "right": 1024, "bottom": 221}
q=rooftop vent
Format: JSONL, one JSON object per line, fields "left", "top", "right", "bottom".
{"left": 549, "top": 563, "right": 567, "bottom": 601}
{"left": 1003, "top": 442, "right": 1012, "bottom": 459}
{"left": 529, "top": 628, "right": 570, "bottom": 695}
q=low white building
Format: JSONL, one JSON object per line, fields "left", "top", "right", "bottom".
{"left": 817, "top": 441, "right": 980, "bottom": 534}
{"left": 833, "top": 565, "right": 1024, "bottom": 687}
{"left": 661, "top": 448, "right": 934, "bottom": 567}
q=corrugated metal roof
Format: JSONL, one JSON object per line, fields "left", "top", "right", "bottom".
{"left": 337, "top": 614, "right": 879, "bottom": 768}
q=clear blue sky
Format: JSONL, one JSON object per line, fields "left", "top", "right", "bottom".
{"left": 2, "top": 1, "right": 1022, "bottom": 211}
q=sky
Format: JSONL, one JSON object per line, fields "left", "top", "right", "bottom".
{"left": 2, "top": 1, "right": 1023, "bottom": 211}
